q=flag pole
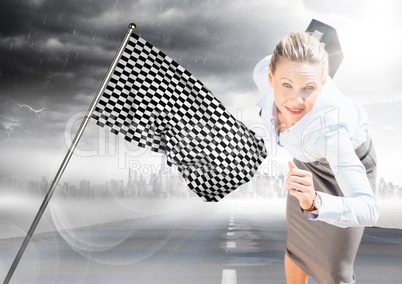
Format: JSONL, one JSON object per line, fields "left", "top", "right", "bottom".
{"left": 3, "top": 22, "right": 137, "bottom": 284}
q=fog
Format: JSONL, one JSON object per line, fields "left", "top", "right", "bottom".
{"left": 1, "top": 192, "right": 400, "bottom": 242}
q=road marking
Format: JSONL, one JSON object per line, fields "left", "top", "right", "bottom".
{"left": 229, "top": 222, "right": 235, "bottom": 226}
{"left": 227, "top": 241, "right": 236, "bottom": 248}
{"left": 228, "top": 227, "right": 234, "bottom": 230}
{"left": 227, "top": 232, "right": 234, "bottom": 236}
{"left": 222, "top": 269, "right": 237, "bottom": 284}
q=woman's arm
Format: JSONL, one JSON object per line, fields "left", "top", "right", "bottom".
{"left": 287, "top": 128, "right": 379, "bottom": 228}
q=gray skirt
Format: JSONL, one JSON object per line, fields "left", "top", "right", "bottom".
{"left": 286, "top": 136, "right": 376, "bottom": 284}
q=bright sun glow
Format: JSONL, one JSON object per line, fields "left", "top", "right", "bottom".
{"left": 338, "top": 1, "right": 401, "bottom": 69}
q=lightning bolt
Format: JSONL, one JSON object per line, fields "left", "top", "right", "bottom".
{"left": 0, "top": 102, "right": 49, "bottom": 143}
{"left": 0, "top": 105, "right": 19, "bottom": 143}
{"left": 15, "top": 104, "right": 49, "bottom": 121}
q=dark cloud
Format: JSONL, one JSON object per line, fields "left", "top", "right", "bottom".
{"left": 0, "top": 0, "right": 136, "bottom": 104}
{"left": 0, "top": 0, "right": 303, "bottom": 118}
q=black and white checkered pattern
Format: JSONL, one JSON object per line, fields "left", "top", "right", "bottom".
{"left": 92, "top": 33, "right": 267, "bottom": 202}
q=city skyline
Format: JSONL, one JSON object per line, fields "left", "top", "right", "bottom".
{"left": 2, "top": 156, "right": 400, "bottom": 200}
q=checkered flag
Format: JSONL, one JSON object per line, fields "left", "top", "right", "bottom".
{"left": 92, "top": 33, "right": 267, "bottom": 201}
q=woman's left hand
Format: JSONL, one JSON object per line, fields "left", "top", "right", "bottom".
{"left": 286, "top": 160, "right": 316, "bottom": 211}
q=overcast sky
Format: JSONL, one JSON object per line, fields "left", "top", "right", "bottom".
{"left": 1, "top": 0, "right": 402, "bottom": 186}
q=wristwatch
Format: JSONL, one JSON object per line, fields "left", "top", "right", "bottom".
{"left": 301, "top": 192, "right": 322, "bottom": 213}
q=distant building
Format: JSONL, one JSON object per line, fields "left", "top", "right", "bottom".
{"left": 41, "top": 176, "right": 48, "bottom": 195}
{"left": 79, "top": 180, "right": 91, "bottom": 198}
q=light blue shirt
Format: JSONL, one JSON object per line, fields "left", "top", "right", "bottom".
{"left": 253, "top": 55, "right": 379, "bottom": 228}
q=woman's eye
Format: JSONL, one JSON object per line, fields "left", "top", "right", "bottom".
{"left": 283, "top": 83, "right": 292, "bottom": 88}
{"left": 305, "top": 86, "right": 314, "bottom": 91}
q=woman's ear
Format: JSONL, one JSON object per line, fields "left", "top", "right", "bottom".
{"left": 268, "top": 66, "right": 274, "bottom": 87}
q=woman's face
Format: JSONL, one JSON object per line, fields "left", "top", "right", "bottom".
{"left": 268, "top": 59, "right": 325, "bottom": 128}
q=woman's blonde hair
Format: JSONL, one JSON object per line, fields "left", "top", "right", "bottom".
{"left": 269, "top": 32, "right": 329, "bottom": 80}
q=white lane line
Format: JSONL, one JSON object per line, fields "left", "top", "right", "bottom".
{"left": 229, "top": 222, "right": 235, "bottom": 226}
{"left": 222, "top": 269, "right": 237, "bottom": 284}
{"left": 227, "top": 232, "right": 234, "bottom": 236}
{"left": 226, "top": 241, "right": 237, "bottom": 248}
{"left": 228, "top": 227, "right": 235, "bottom": 230}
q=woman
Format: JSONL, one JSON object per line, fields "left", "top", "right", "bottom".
{"left": 253, "top": 32, "right": 379, "bottom": 283}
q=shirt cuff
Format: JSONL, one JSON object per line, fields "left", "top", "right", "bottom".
{"left": 307, "top": 192, "right": 344, "bottom": 222}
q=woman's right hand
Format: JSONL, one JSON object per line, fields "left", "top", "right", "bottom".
{"left": 287, "top": 160, "right": 317, "bottom": 213}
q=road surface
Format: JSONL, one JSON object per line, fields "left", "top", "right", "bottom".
{"left": 0, "top": 199, "right": 401, "bottom": 283}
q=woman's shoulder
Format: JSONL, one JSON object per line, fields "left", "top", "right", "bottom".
{"left": 253, "top": 55, "right": 272, "bottom": 90}
{"left": 253, "top": 55, "right": 272, "bottom": 73}
{"left": 253, "top": 55, "right": 274, "bottom": 112}
{"left": 308, "top": 78, "right": 369, "bottom": 150}
{"left": 317, "top": 77, "right": 345, "bottom": 108}
{"left": 314, "top": 77, "right": 368, "bottom": 122}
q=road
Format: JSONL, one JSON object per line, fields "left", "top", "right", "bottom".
{"left": 0, "top": 199, "right": 401, "bottom": 283}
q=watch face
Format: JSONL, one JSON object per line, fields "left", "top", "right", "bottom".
{"left": 314, "top": 194, "right": 322, "bottom": 209}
